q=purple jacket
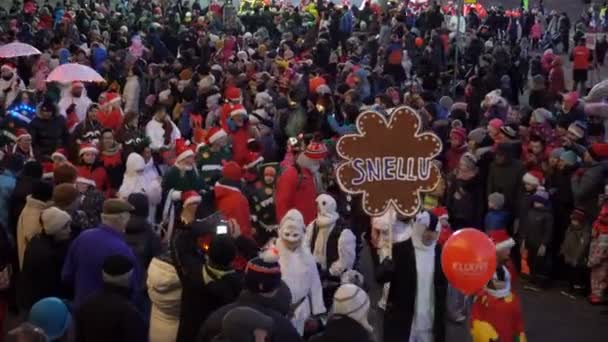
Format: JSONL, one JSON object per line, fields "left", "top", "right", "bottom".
{"left": 62, "top": 225, "right": 141, "bottom": 307}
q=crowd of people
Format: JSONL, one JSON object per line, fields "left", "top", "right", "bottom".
{"left": 0, "top": 0, "right": 607, "bottom": 341}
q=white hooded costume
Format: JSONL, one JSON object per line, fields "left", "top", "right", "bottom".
{"left": 0, "top": 64, "right": 24, "bottom": 109}
{"left": 57, "top": 82, "right": 93, "bottom": 122}
{"left": 305, "top": 194, "right": 356, "bottom": 277}
{"left": 276, "top": 209, "right": 326, "bottom": 335}
{"left": 118, "top": 153, "right": 162, "bottom": 223}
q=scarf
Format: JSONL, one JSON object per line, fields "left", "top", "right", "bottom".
{"left": 313, "top": 211, "right": 340, "bottom": 269}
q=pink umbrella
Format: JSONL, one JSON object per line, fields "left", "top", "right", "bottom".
{"left": 0, "top": 42, "right": 41, "bottom": 58}
{"left": 46, "top": 63, "right": 105, "bottom": 83}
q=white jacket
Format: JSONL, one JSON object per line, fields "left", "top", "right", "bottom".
{"left": 276, "top": 239, "right": 326, "bottom": 335}
{"left": 118, "top": 153, "right": 162, "bottom": 223}
{"left": 147, "top": 257, "right": 182, "bottom": 342}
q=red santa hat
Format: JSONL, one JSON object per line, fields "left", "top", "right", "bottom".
{"left": 182, "top": 190, "right": 202, "bottom": 207}
{"left": 244, "top": 152, "right": 264, "bottom": 170}
{"left": 76, "top": 169, "right": 96, "bottom": 187}
{"left": 15, "top": 129, "right": 31, "bottom": 141}
{"left": 588, "top": 143, "right": 608, "bottom": 162}
{"left": 224, "top": 87, "right": 242, "bottom": 102}
{"left": 522, "top": 170, "right": 544, "bottom": 187}
{"left": 1, "top": 63, "right": 16, "bottom": 73}
{"left": 229, "top": 104, "right": 248, "bottom": 118}
{"left": 79, "top": 143, "right": 99, "bottom": 156}
{"left": 304, "top": 142, "right": 328, "bottom": 160}
{"left": 222, "top": 161, "right": 242, "bottom": 181}
{"left": 207, "top": 127, "right": 228, "bottom": 145}
{"left": 42, "top": 162, "right": 54, "bottom": 180}
{"left": 432, "top": 207, "right": 449, "bottom": 221}
{"left": 489, "top": 230, "right": 515, "bottom": 251}
{"left": 175, "top": 139, "right": 194, "bottom": 164}
{"left": 51, "top": 148, "right": 68, "bottom": 162}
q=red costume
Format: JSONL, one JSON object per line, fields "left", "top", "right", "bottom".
{"left": 275, "top": 165, "right": 317, "bottom": 225}
{"left": 214, "top": 162, "right": 253, "bottom": 238}
{"left": 76, "top": 164, "right": 109, "bottom": 195}
{"left": 96, "top": 92, "right": 123, "bottom": 131}
{"left": 470, "top": 287, "right": 526, "bottom": 342}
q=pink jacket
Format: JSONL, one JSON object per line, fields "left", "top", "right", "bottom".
{"left": 531, "top": 23, "right": 542, "bottom": 39}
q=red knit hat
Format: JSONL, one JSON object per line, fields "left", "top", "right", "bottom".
{"left": 449, "top": 127, "right": 467, "bottom": 144}
{"left": 175, "top": 138, "right": 194, "bottom": 164}
{"left": 523, "top": 170, "right": 544, "bottom": 187}
{"left": 588, "top": 143, "right": 608, "bottom": 161}
{"left": 304, "top": 142, "right": 328, "bottom": 160}
{"left": 182, "top": 190, "right": 202, "bottom": 207}
{"left": 79, "top": 143, "right": 99, "bottom": 156}
{"left": 224, "top": 87, "right": 241, "bottom": 102}
{"left": 51, "top": 148, "right": 68, "bottom": 162}
{"left": 222, "top": 161, "right": 242, "bottom": 181}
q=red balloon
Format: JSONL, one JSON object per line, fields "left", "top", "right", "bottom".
{"left": 441, "top": 228, "right": 497, "bottom": 295}
{"left": 415, "top": 37, "right": 424, "bottom": 48}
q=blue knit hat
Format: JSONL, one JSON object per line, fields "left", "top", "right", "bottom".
{"left": 28, "top": 297, "right": 71, "bottom": 341}
{"left": 245, "top": 249, "right": 281, "bottom": 293}
{"left": 559, "top": 150, "right": 579, "bottom": 166}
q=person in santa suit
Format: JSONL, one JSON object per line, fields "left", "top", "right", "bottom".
{"left": 0, "top": 63, "right": 25, "bottom": 109}
{"left": 71, "top": 103, "right": 102, "bottom": 146}
{"left": 58, "top": 81, "right": 93, "bottom": 124}
{"left": 161, "top": 139, "right": 204, "bottom": 239}
{"left": 470, "top": 234, "right": 526, "bottom": 342}
{"left": 145, "top": 104, "right": 181, "bottom": 160}
{"left": 220, "top": 86, "right": 243, "bottom": 131}
{"left": 246, "top": 165, "right": 279, "bottom": 246}
{"left": 275, "top": 209, "right": 326, "bottom": 336}
{"left": 304, "top": 194, "right": 357, "bottom": 307}
{"left": 42, "top": 148, "right": 69, "bottom": 181}
{"left": 98, "top": 129, "right": 124, "bottom": 197}
{"left": 11, "top": 129, "right": 34, "bottom": 161}
{"left": 276, "top": 141, "right": 328, "bottom": 225}
{"left": 96, "top": 91, "right": 124, "bottom": 132}
{"left": 225, "top": 103, "right": 252, "bottom": 167}
{"left": 196, "top": 127, "right": 231, "bottom": 193}
{"left": 214, "top": 161, "right": 253, "bottom": 239}
{"left": 118, "top": 152, "right": 162, "bottom": 224}
{"left": 376, "top": 211, "right": 447, "bottom": 342}
{"left": 76, "top": 143, "right": 110, "bottom": 196}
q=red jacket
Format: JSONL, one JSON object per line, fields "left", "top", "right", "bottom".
{"left": 230, "top": 127, "right": 250, "bottom": 167}
{"left": 572, "top": 45, "right": 591, "bottom": 70}
{"left": 96, "top": 108, "right": 123, "bottom": 132}
{"left": 275, "top": 165, "right": 317, "bottom": 225}
{"left": 471, "top": 290, "right": 526, "bottom": 342}
{"left": 77, "top": 164, "right": 110, "bottom": 196}
{"left": 214, "top": 182, "right": 252, "bottom": 238}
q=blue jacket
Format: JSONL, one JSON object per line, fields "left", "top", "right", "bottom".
{"left": 340, "top": 10, "right": 354, "bottom": 34}
{"left": 484, "top": 209, "right": 510, "bottom": 232}
{"left": 62, "top": 225, "right": 141, "bottom": 308}
{"left": 0, "top": 170, "right": 17, "bottom": 230}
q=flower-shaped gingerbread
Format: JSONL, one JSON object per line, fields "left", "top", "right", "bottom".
{"left": 336, "top": 106, "right": 442, "bottom": 217}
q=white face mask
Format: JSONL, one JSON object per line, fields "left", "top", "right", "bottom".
{"left": 280, "top": 225, "right": 303, "bottom": 249}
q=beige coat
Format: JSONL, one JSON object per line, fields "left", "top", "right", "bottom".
{"left": 17, "top": 196, "right": 48, "bottom": 269}
{"left": 147, "top": 257, "right": 182, "bottom": 342}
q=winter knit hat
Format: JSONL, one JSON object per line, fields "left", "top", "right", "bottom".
{"left": 175, "top": 138, "right": 194, "bottom": 164}
{"left": 468, "top": 127, "right": 487, "bottom": 145}
{"left": 450, "top": 127, "right": 467, "bottom": 144}
{"left": 332, "top": 284, "right": 372, "bottom": 331}
{"left": 523, "top": 170, "right": 544, "bottom": 187}
{"left": 52, "top": 184, "right": 80, "bottom": 209}
{"left": 531, "top": 108, "right": 553, "bottom": 124}
{"left": 499, "top": 126, "right": 518, "bottom": 140}
{"left": 41, "top": 207, "right": 71, "bottom": 236}
{"left": 559, "top": 150, "right": 579, "bottom": 166}
{"left": 245, "top": 248, "right": 282, "bottom": 293}
{"left": 488, "top": 118, "right": 504, "bottom": 130}
{"left": 587, "top": 143, "right": 608, "bottom": 161}
{"left": 102, "top": 255, "right": 134, "bottom": 288}
{"left": 206, "top": 127, "right": 228, "bottom": 145}
{"left": 221, "top": 307, "right": 274, "bottom": 341}
{"left": 488, "top": 192, "right": 505, "bottom": 210}
{"left": 28, "top": 298, "right": 71, "bottom": 341}
{"left": 568, "top": 121, "right": 586, "bottom": 140}
{"left": 304, "top": 142, "right": 328, "bottom": 160}
{"left": 531, "top": 186, "right": 550, "bottom": 207}
{"left": 224, "top": 87, "right": 242, "bottom": 102}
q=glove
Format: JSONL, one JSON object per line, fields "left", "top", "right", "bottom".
{"left": 171, "top": 190, "right": 182, "bottom": 201}
{"left": 537, "top": 244, "right": 546, "bottom": 257}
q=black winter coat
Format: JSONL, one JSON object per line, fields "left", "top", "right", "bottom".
{"left": 18, "top": 233, "right": 69, "bottom": 311}
{"left": 29, "top": 115, "right": 69, "bottom": 158}
{"left": 376, "top": 239, "right": 447, "bottom": 342}
{"left": 74, "top": 285, "right": 147, "bottom": 342}
{"left": 198, "top": 284, "right": 301, "bottom": 342}
{"left": 446, "top": 172, "right": 485, "bottom": 230}
{"left": 309, "top": 315, "right": 374, "bottom": 342}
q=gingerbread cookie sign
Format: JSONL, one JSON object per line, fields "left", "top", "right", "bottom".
{"left": 336, "top": 106, "right": 442, "bottom": 217}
